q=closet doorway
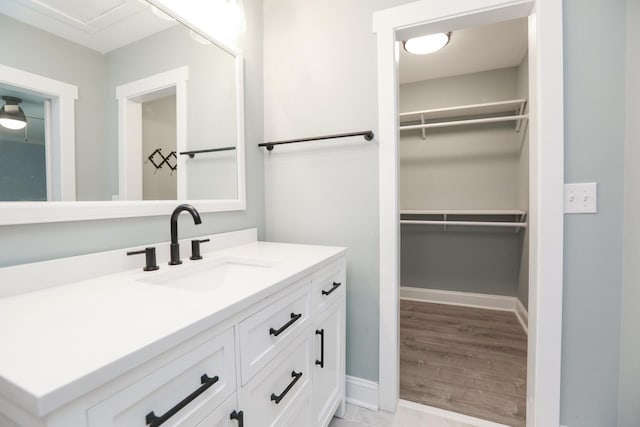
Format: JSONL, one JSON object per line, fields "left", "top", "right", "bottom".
{"left": 374, "top": 1, "right": 565, "bottom": 426}
{"left": 398, "top": 18, "right": 529, "bottom": 426}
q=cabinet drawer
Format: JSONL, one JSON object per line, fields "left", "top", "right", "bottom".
{"left": 278, "top": 389, "right": 312, "bottom": 427}
{"left": 311, "top": 260, "right": 345, "bottom": 315}
{"left": 88, "top": 328, "right": 235, "bottom": 427}
{"left": 238, "top": 331, "right": 311, "bottom": 427}
{"left": 238, "top": 283, "right": 310, "bottom": 385}
{"left": 195, "top": 393, "right": 240, "bottom": 427}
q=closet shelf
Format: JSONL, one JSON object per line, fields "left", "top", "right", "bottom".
{"left": 400, "top": 210, "right": 527, "bottom": 230}
{"left": 399, "top": 99, "right": 528, "bottom": 135}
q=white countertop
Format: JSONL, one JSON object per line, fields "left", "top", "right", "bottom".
{"left": 0, "top": 238, "right": 345, "bottom": 417}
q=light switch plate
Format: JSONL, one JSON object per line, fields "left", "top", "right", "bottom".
{"left": 564, "top": 182, "right": 597, "bottom": 213}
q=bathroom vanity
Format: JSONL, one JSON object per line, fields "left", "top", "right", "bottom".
{"left": 0, "top": 229, "right": 346, "bottom": 427}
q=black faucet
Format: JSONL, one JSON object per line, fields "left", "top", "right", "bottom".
{"left": 169, "top": 204, "right": 202, "bottom": 265}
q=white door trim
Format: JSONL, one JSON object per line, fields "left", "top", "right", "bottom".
{"left": 0, "top": 64, "right": 78, "bottom": 201}
{"left": 116, "top": 66, "right": 188, "bottom": 200}
{"left": 373, "top": 1, "right": 564, "bottom": 426}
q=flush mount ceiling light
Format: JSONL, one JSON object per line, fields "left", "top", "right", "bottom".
{"left": 0, "top": 96, "right": 27, "bottom": 130}
{"left": 403, "top": 32, "right": 451, "bottom": 55}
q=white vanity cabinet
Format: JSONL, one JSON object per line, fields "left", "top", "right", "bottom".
{"left": 0, "top": 241, "right": 346, "bottom": 427}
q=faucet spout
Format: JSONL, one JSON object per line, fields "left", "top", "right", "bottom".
{"left": 169, "top": 204, "right": 202, "bottom": 265}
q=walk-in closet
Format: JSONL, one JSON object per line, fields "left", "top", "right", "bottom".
{"left": 398, "top": 18, "right": 530, "bottom": 427}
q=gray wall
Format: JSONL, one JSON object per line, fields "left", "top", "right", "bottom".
{"left": 0, "top": 141, "right": 46, "bottom": 201}
{"left": 263, "top": 0, "right": 409, "bottom": 382}
{"left": 398, "top": 67, "right": 528, "bottom": 298}
{"left": 618, "top": 0, "right": 640, "bottom": 424}
{"left": 142, "top": 95, "right": 177, "bottom": 200}
{"left": 264, "top": 0, "right": 628, "bottom": 425}
{"left": 401, "top": 227, "right": 523, "bottom": 296}
{"left": 399, "top": 68, "right": 521, "bottom": 210}
{"left": 0, "top": 13, "right": 108, "bottom": 200}
{"left": 0, "top": 0, "right": 264, "bottom": 267}
{"left": 561, "top": 0, "right": 626, "bottom": 425}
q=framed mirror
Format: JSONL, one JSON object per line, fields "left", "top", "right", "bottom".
{"left": 0, "top": 0, "right": 245, "bottom": 225}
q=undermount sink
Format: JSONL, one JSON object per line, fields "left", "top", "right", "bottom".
{"left": 137, "top": 257, "right": 276, "bottom": 292}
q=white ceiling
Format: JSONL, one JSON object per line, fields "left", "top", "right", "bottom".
{"left": 2, "top": 2, "right": 527, "bottom": 80}
{"left": 399, "top": 18, "right": 528, "bottom": 84}
{"left": 0, "top": 0, "right": 177, "bottom": 53}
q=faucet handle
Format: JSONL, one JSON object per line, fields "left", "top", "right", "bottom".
{"left": 127, "top": 247, "right": 160, "bottom": 271}
{"left": 190, "top": 239, "right": 210, "bottom": 261}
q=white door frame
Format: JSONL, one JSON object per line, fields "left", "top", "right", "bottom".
{"left": 373, "top": 1, "right": 564, "bottom": 426}
{"left": 116, "top": 66, "right": 189, "bottom": 200}
{"left": 0, "top": 64, "right": 78, "bottom": 201}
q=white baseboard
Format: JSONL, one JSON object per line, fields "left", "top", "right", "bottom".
{"left": 345, "top": 375, "right": 379, "bottom": 411}
{"left": 400, "top": 286, "right": 528, "bottom": 333}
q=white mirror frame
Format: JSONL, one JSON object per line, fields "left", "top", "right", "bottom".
{"left": 0, "top": 0, "right": 246, "bottom": 225}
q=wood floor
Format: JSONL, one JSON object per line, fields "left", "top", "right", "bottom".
{"left": 400, "top": 300, "right": 527, "bottom": 427}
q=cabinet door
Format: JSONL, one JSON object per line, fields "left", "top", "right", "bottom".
{"left": 313, "top": 300, "right": 345, "bottom": 427}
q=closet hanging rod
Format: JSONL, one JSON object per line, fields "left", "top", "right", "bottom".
{"left": 401, "top": 209, "right": 527, "bottom": 216}
{"left": 401, "top": 220, "right": 527, "bottom": 228}
{"left": 179, "top": 147, "right": 236, "bottom": 158}
{"left": 399, "top": 114, "right": 528, "bottom": 131}
{"left": 259, "top": 130, "right": 374, "bottom": 151}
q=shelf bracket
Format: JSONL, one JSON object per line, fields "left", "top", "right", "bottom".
{"left": 515, "top": 100, "right": 527, "bottom": 132}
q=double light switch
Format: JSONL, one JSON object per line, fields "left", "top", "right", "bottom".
{"left": 564, "top": 182, "right": 597, "bottom": 214}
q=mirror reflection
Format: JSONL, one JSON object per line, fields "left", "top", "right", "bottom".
{"left": 0, "top": 0, "right": 240, "bottom": 202}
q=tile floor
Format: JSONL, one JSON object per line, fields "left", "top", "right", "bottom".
{"left": 329, "top": 400, "right": 510, "bottom": 427}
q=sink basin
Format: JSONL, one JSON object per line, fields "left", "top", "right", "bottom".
{"left": 137, "top": 257, "right": 275, "bottom": 292}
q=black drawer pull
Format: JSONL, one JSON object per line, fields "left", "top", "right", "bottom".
{"left": 269, "top": 312, "right": 302, "bottom": 337}
{"left": 145, "top": 374, "right": 219, "bottom": 427}
{"left": 321, "top": 282, "right": 342, "bottom": 296}
{"left": 230, "top": 410, "right": 244, "bottom": 426}
{"left": 270, "top": 371, "right": 303, "bottom": 404}
{"left": 316, "top": 329, "right": 325, "bottom": 368}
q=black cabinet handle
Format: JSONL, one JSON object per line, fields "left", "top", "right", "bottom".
{"left": 316, "top": 329, "right": 325, "bottom": 368}
{"left": 269, "top": 312, "right": 302, "bottom": 337}
{"left": 230, "top": 410, "right": 244, "bottom": 426}
{"left": 270, "top": 371, "right": 303, "bottom": 404}
{"left": 321, "top": 282, "right": 342, "bottom": 296}
{"left": 145, "top": 374, "right": 219, "bottom": 426}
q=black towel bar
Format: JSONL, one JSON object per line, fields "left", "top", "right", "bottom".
{"left": 179, "top": 147, "right": 236, "bottom": 158}
{"left": 259, "top": 130, "right": 374, "bottom": 151}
